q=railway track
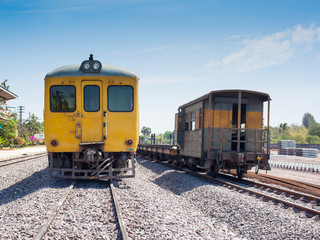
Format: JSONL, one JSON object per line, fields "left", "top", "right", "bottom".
{"left": 35, "top": 181, "right": 76, "bottom": 240}
{"left": 241, "top": 171, "right": 320, "bottom": 197}
{"left": 35, "top": 180, "right": 128, "bottom": 240}
{"left": 140, "top": 155, "right": 320, "bottom": 217}
{"left": 0, "top": 152, "right": 47, "bottom": 168}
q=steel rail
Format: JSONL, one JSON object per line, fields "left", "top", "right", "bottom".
{"left": 218, "top": 172, "right": 320, "bottom": 202}
{"left": 213, "top": 177, "right": 320, "bottom": 216}
{"left": 257, "top": 174, "right": 320, "bottom": 191}
{"left": 0, "top": 153, "right": 47, "bottom": 168}
{"left": 110, "top": 180, "right": 128, "bottom": 240}
{"left": 35, "top": 181, "right": 76, "bottom": 240}
{"left": 140, "top": 155, "right": 320, "bottom": 216}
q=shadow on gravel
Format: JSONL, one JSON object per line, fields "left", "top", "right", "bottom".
{"left": 138, "top": 157, "right": 216, "bottom": 195}
{"left": 73, "top": 179, "right": 110, "bottom": 189}
{"left": 137, "top": 157, "right": 175, "bottom": 175}
{"left": 152, "top": 171, "right": 213, "bottom": 195}
{"left": 0, "top": 167, "right": 73, "bottom": 206}
{"left": 0, "top": 171, "right": 111, "bottom": 206}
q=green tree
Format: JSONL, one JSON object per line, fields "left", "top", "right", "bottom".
{"left": 141, "top": 126, "right": 151, "bottom": 137}
{"left": 163, "top": 130, "right": 173, "bottom": 144}
{"left": 0, "top": 79, "right": 9, "bottom": 90}
{"left": 25, "top": 114, "right": 41, "bottom": 136}
{"left": 17, "top": 121, "right": 29, "bottom": 139}
{"left": 0, "top": 80, "right": 10, "bottom": 119}
{"left": 306, "top": 135, "right": 320, "bottom": 144}
{"left": 309, "top": 123, "right": 320, "bottom": 137}
{"left": 0, "top": 119, "right": 17, "bottom": 140}
{"left": 302, "top": 112, "right": 317, "bottom": 129}
{"left": 279, "top": 123, "right": 289, "bottom": 134}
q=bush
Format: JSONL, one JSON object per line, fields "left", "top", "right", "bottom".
{"left": 25, "top": 138, "right": 32, "bottom": 146}
{"left": 306, "top": 135, "right": 320, "bottom": 144}
{"left": 0, "top": 119, "right": 17, "bottom": 140}
{"left": 28, "top": 136, "right": 41, "bottom": 145}
{"left": 3, "top": 140, "right": 10, "bottom": 147}
{"left": 14, "top": 137, "right": 25, "bottom": 146}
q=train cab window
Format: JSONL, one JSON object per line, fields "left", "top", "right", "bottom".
{"left": 190, "top": 112, "right": 196, "bottom": 131}
{"left": 50, "top": 85, "right": 76, "bottom": 112}
{"left": 84, "top": 85, "right": 100, "bottom": 112}
{"left": 108, "top": 86, "right": 133, "bottom": 112}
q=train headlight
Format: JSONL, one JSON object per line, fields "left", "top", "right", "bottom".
{"left": 92, "top": 62, "right": 100, "bottom": 70}
{"left": 83, "top": 62, "right": 91, "bottom": 70}
{"left": 126, "top": 139, "right": 133, "bottom": 145}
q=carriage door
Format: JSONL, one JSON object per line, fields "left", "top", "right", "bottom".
{"left": 232, "top": 103, "right": 247, "bottom": 151}
{"left": 81, "top": 80, "right": 103, "bottom": 143}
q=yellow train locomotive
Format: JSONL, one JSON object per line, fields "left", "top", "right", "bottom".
{"left": 44, "top": 55, "right": 139, "bottom": 180}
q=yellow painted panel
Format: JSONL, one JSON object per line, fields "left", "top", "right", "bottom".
{"left": 204, "top": 109, "right": 213, "bottom": 128}
{"left": 246, "top": 111, "right": 263, "bottom": 129}
{"left": 45, "top": 75, "right": 139, "bottom": 153}
{"left": 213, "top": 110, "right": 232, "bottom": 128}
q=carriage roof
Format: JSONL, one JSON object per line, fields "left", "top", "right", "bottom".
{"left": 178, "top": 89, "right": 270, "bottom": 109}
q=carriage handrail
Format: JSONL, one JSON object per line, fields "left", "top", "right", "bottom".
{"left": 207, "top": 127, "right": 270, "bottom": 153}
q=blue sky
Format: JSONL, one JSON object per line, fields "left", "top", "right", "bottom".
{"left": 1, "top": 0, "right": 320, "bottom": 133}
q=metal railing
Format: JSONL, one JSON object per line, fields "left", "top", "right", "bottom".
{"left": 208, "top": 127, "right": 270, "bottom": 154}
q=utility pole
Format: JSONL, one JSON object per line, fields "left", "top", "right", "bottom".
{"left": 17, "top": 106, "right": 25, "bottom": 123}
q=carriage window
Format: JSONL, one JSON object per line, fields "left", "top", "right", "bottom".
{"left": 84, "top": 85, "right": 100, "bottom": 112}
{"left": 108, "top": 86, "right": 133, "bottom": 112}
{"left": 190, "top": 112, "right": 196, "bottom": 131}
{"left": 185, "top": 114, "right": 189, "bottom": 131}
{"left": 50, "top": 85, "right": 76, "bottom": 112}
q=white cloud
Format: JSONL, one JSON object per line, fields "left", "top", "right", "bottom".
{"left": 205, "top": 24, "right": 320, "bottom": 73}
{"left": 291, "top": 24, "right": 319, "bottom": 44}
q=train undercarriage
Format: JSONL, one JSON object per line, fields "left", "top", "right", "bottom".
{"left": 137, "top": 145, "right": 270, "bottom": 179}
{"left": 48, "top": 148, "right": 135, "bottom": 180}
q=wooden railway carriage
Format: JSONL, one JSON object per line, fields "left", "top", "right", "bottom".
{"left": 174, "top": 89, "right": 271, "bottom": 178}
{"left": 44, "top": 55, "right": 138, "bottom": 180}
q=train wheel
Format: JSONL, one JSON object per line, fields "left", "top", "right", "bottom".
{"left": 210, "top": 162, "right": 219, "bottom": 178}
{"left": 237, "top": 169, "right": 245, "bottom": 179}
{"left": 191, "top": 164, "right": 197, "bottom": 172}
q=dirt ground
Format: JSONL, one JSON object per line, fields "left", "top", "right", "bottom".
{"left": 251, "top": 150, "right": 320, "bottom": 185}
{"left": 0, "top": 146, "right": 46, "bottom": 161}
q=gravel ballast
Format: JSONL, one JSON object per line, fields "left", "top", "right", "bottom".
{"left": 44, "top": 180, "right": 120, "bottom": 240}
{"left": 113, "top": 157, "right": 320, "bottom": 239}
{"left": 0, "top": 156, "right": 74, "bottom": 239}
{"left": 2, "top": 152, "right": 320, "bottom": 239}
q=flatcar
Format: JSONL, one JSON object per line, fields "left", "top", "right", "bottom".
{"left": 138, "top": 89, "right": 271, "bottom": 179}
{"left": 44, "top": 55, "right": 138, "bottom": 180}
